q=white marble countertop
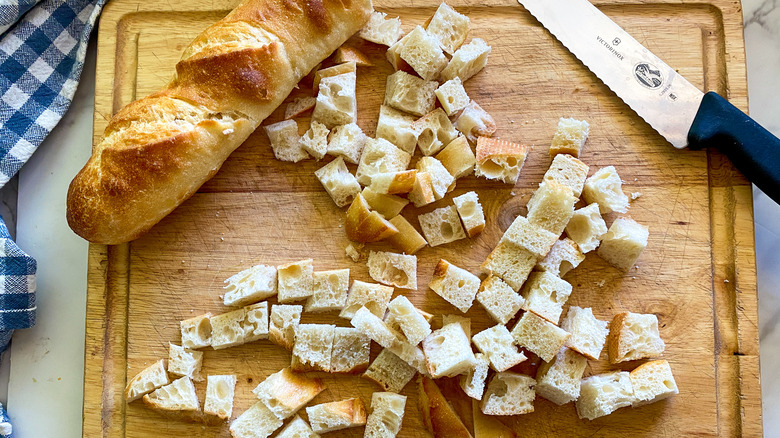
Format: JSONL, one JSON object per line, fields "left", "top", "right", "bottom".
{"left": 0, "top": 0, "right": 778, "bottom": 436}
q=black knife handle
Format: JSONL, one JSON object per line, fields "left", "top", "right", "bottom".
{"left": 688, "top": 91, "right": 780, "bottom": 204}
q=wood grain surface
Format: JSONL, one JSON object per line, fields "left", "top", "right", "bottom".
{"left": 82, "top": 0, "right": 762, "bottom": 436}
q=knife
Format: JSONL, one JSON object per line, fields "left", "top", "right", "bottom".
{"left": 518, "top": 0, "right": 780, "bottom": 204}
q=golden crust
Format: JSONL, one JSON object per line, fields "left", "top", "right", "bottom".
{"left": 475, "top": 137, "right": 528, "bottom": 163}
{"left": 333, "top": 44, "right": 373, "bottom": 66}
{"left": 345, "top": 194, "right": 399, "bottom": 243}
{"left": 607, "top": 312, "right": 628, "bottom": 364}
{"left": 418, "top": 376, "right": 473, "bottom": 438}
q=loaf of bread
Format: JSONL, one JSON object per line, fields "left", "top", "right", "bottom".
{"left": 67, "top": 0, "right": 374, "bottom": 244}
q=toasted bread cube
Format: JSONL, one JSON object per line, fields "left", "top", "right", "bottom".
{"left": 367, "top": 250, "right": 417, "bottom": 290}
{"left": 576, "top": 372, "right": 634, "bottom": 420}
{"left": 252, "top": 367, "right": 324, "bottom": 420}
{"left": 352, "top": 306, "right": 403, "bottom": 348}
{"left": 550, "top": 118, "right": 590, "bottom": 158}
{"left": 345, "top": 193, "right": 399, "bottom": 243}
{"left": 476, "top": 276, "right": 524, "bottom": 325}
{"left": 510, "top": 311, "right": 570, "bottom": 362}
{"left": 330, "top": 327, "right": 371, "bottom": 373}
{"left": 299, "top": 121, "right": 330, "bottom": 160}
{"left": 608, "top": 312, "right": 665, "bottom": 364}
{"left": 376, "top": 105, "right": 420, "bottom": 155}
{"left": 597, "top": 217, "right": 649, "bottom": 271}
{"left": 416, "top": 157, "right": 455, "bottom": 200}
{"left": 265, "top": 119, "right": 308, "bottom": 163}
{"left": 566, "top": 203, "right": 608, "bottom": 253}
{"left": 305, "top": 269, "right": 350, "bottom": 313}
{"left": 314, "top": 156, "right": 361, "bottom": 208}
{"left": 284, "top": 96, "right": 316, "bottom": 120}
{"left": 210, "top": 308, "right": 247, "bottom": 349}
{"left": 501, "top": 215, "right": 558, "bottom": 259}
{"left": 408, "top": 171, "right": 436, "bottom": 207}
{"left": 275, "top": 415, "right": 319, "bottom": 438}
{"left": 582, "top": 166, "right": 630, "bottom": 214}
{"left": 291, "top": 324, "right": 336, "bottom": 372}
{"left": 125, "top": 359, "right": 170, "bottom": 402}
{"left": 422, "top": 322, "right": 476, "bottom": 378}
{"left": 240, "top": 301, "right": 268, "bottom": 343}
{"left": 480, "top": 239, "right": 537, "bottom": 291}
{"left": 313, "top": 72, "right": 357, "bottom": 129}
{"left": 418, "top": 376, "right": 473, "bottom": 436}
{"left": 544, "top": 153, "right": 589, "bottom": 197}
{"left": 143, "top": 376, "right": 199, "bottom": 413}
{"left": 356, "top": 138, "right": 412, "bottom": 186}
{"left": 204, "top": 375, "right": 237, "bottom": 420}
{"left": 387, "top": 215, "right": 428, "bottom": 254}
{"left": 425, "top": 3, "right": 470, "bottom": 54}
{"left": 473, "top": 325, "right": 527, "bottom": 372}
{"left": 418, "top": 206, "right": 467, "bottom": 248}
{"left": 224, "top": 264, "right": 277, "bottom": 307}
{"left": 277, "top": 259, "right": 314, "bottom": 303}
{"left": 428, "top": 259, "right": 480, "bottom": 312}
{"left": 340, "top": 280, "right": 394, "bottom": 320}
{"left": 384, "top": 71, "right": 438, "bottom": 117}
{"left": 307, "top": 398, "right": 367, "bottom": 433}
{"left": 536, "top": 348, "right": 587, "bottom": 405}
{"left": 359, "top": 11, "right": 404, "bottom": 46}
{"left": 442, "top": 314, "right": 472, "bottom": 339}
{"left": 452, "top": 191, "right": 485, "bottom": 237}
{"left": 387, "top": 295, "right": 432, "bottom": 346}
{"left": 435, "top": 78, "right": 470, "bottom": 116}
{"left": 396, "top": 26, "right": 447, "bottom": 81}
{"left": 560, "top": 306, "right": 608, "bottom": 360}
{"left": 520, "top": 272, "right": 572, "bottom": 324}
{"left": 361, "top": 187, "right": 409, "bottom": 219}
{"left": 459, "top": 353, "right": 490, "bottom": 399}
{"left": 456, "top": 101, "right": 496, "bottom": 144}
{"left": 370, "top": 170, "right": 417, "bottom": 195}
{"left": 629, "top": 360, "right": 678, "bottom": 406}
{"left": 269, "top": 304, "right": 302, "bottom": 351}
{"left": 475, "top": 136, "right": 527, "bottom": 184}
{"left": 364, "top": 348, "right": 418, "bottom": 393}
{"left": 180, "top": 313, "right": 212, "bottom": 350}
{"left": 441, "top": 38, "right": 491, "bottom": 82}
{"left": 168, "top": 343, "right": 203, "bottom": 381}
{"left": 537, "top": 238, "right": 585, "bottom": 277}
{"left": 481, "top": 372, "right": 535, "bottom": 416}
{"left": 437, "top": 136, "right": 476, "bottom": 179}
{"left": 527, "top": 180, "right": 577, "bottom": 235}
{"left": 327, "top": 122, "right": 368, "bottom": 164}
{"left": 365, "top": 392, "right": 407, "bottom": 438}
{"left": 412, "top": 108, "right": 459, "bottom": 156}
{"left": 334, "top": 45, "right": 372, "bottom": 67}
{"left": 312, "top": 62, "right": 357, "bottom": 92}
{"left": 230, "top": 402, "right": 284, "bottom": 438}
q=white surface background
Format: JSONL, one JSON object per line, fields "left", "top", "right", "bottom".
{"left": 0, "top": 0, "right": 778, "bottom": 435}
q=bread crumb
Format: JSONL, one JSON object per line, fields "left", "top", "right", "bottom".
{"left": 223, "top": 128, "right": 234, "bottom": 135}
{"left": 220, "top": 237, "right": 224, "bottom": 241}
{"left": 630, "top": 192, "right": 642, "bottom": 200}
{"left": 724, "top": 279, "right": 729, "bottom": 283}
{"left": 218, "top": 295, "right": 224, "bottom": 300}
{"left": 634, "top": 178, "right": 638, "bottom": 181}
{"left": 596, "top": 279, "right": 606, "bottom": 287}
{"left": 190, "top": 309, "right": 194, "bottom": 312}
{"left": 345, "top": 242, "right": 365, "bottom": 262}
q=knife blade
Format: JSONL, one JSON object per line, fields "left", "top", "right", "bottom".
{"left": 519, "top": 0, "right": 780, "bottom": 204}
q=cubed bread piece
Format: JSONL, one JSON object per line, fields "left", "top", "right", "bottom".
{"left": 356, "top": 138, "right": 412, "bottom": 186}
{"left": 386, "top": 32, "right": 411, "bottom": 71}
{"left": 291, "top": 323, "right": 336, "bottom": 372}
{"left": 629, "top": 360, "right": 679, "bottom": 406}
{"left": 422, "top": 322, "right": 476, "bottom": 378}
{"left": 459, "top": 353, "right": 490, "bottom": 399}
{"left": 520, "top": 272, "right": 572, "bottom": 324}
{"left": 244, "top": 301, "right": 270, "bottom": 343}
{"left": 608, "top": 312, "right": 665, "bottom": 363}
{"left": 437, "top": 136, "right": 476, "bottom": 179}
{"left": 305, "top": 269, "right": 350, "bottom": 313}
{"left": 412, "top": 108, "right": 459, "bottom": 156}
{"left": 418, "top": 376, "right": 473, "bottom": 438}
{"left": 477, "top": 276, "right": 524, "bottom": 325}
{"left": 452, "top": 191, "right": 485, "bottom": 237}
{"left": 143, "top": 376, "right": 199, "bottom": 413}
{"left": 501, "top": 215, "right": 558, "bottom": 259}
{"left": 418, "top": 206, "right": 467, "bottom": 248}
{"left": 265, "top": 120, "right": 309, "bottom": 163}
{"left": 369, "top": 170, "right": 417, "bottom": 195}
{"left": 527, "top": 180, "right": 577, "bottom": 235}
{"left": 425, "top": 3, "right": 470, "bottom": 54}
{"left": 480, "top": 239, "right": 537, "bottom": 291}
{"left": 535, "top": 348, "right": 587, "bottom": 405}
{"left": 334, "top": 45, "right": 372, "bottom": 67}
{"left": 277, "top": 259, "right": 314, "bottom": 303}
{"left": 560, "top": 306, "right": 608, "bottom": 360}
{"left": 330, "top": 327, "right": 371, "bottom": 373}
{"left": 416, "top": 157, "right": 455, "bottom": 200}
{"left": 299, "top": 121, "right": 330, "bottom": 160}
{"left": 388, "top": 334, "right": 429, "bottom": 375}
{"left": 537, "top": 238, "right": 585, "bottom": 277}
{"left": 582, "top": 166, "right": 630, "bottom": 214}
{"left": 359, "top": 11, "right": 404, "bottom": 46}
{"left": 481, "top": 372, "right": 535, "bottom": 416}
{"left": 435, "top": 78, "right": 470, "bottom": 116}
{"left": 456, "top": 101, "right": 496, "bottom": 144}
{"left": 566, "top": 203, "right": 608, "bottom": 253}
{"left": 180, "top": 313, "right": 212, "bottom": 349}
{"left": 345, "top": 193, "right": 399, "bottom": 243}
{"left": 550, "top": 118, "right": 590, "bottom": 158}
{"left": 210, "top": 307, "right": 248, "bottom": 349}
{"left": 376, "top": 105, "right": 419, "bottom": 155}
{"left": 313, "top": 72, "right": 357, "bottom": 129}
{"left": 386, "top": 295, "right": 432, "bottom": 345}
{"left": 575, "top": 372, "right": 634, "bottom": 420}
{"left": 252, "top": 367, "right": 324, "bottom": 420}
{"left": 224, "top": 264, "right": 277, "bottom": 307}
{"left": 597, "top": 217, "right": 649, "bottom": 271}
{"left": 364, "top": 348, "right": 418, "bottom": 393}
{"left": 307, "top": 398, "right": 367, "bottom": 433}
{"left": 361, "top": 187, "right": 409, "bottom": 219}
{"left": 441, "top": 38, "right": 491, "bottom": 82}
{"left": 384, "top": 70, "right": 438, "bottom": 117}
{"left": 284, "top": 96, "right": 316, "bottom": 120}
{"left": 327, "top": 123, "right": 368, "bottom": 164}
{"left": 351, "top": 306, "right": 403, "bottom": 348}
{"left": 544, "top": 153, "right": 589, "bottom": 197}
{"left": 340, "top": 280, "right": 393, "bottom": 319}
{"left": 408, "top": 171, "right": 436, "bottom": 207}
{"left": 168, "top": 343, "right": 203, "bottom": 381}
{"left": 312, "top": 62, "right": 357, "bottom": 92}
{"left": 365, "top": 392, "right": 407, "bottom": 438}
{"left": 275, "top": 415, "right": 320, "bottom": 438}
{"left": 125, "top": 359, "right": 169, "bottom": 402}
{"left": 472, "top": 325, "right": 527, "bottom": 372}
{"left": 204, "top": 375, "right": 237, "bottom": 420}
{"left": 442, "top": 314, "right": 472, "bottom": 339}
{"left": 428, "top": 259, "right": 480, "bottom": 312}
{"left": 510, "top": 311, "right": 570, "bottom": 362}
{"left": 367, "top": 250, "right": 417, "bottom": 290}
{"left": 269, "top": 304, "right": 302, "bottom": 351}
{"left": 230, "top": 401, "right": 284, "bottom": 438}
{"left": 473, "top": 398, "right": 517, "bottom": 438}
{"left": 396, "top": 26, "right": 447, "bottom": 81}
{"left": 387, "top": 215, "right": 428, "bottom": 254}
{"left": 475, "top": 136, "right": 528, "bottom": 184}
{"left": 314, "top": 156, "right": 361, "bottom": 208}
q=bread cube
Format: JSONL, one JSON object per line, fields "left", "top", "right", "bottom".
{"left": 307, "top": 398, "right": 367, "bottom": 433}
{"left": 441, "top": 314, "right": 472, "bottom": 339}
{"left": 510, "top": 311, "right": 570, "bottom": 362}
{"left": 501, "top": 215, "right": 558, "bottom": 259}
{"left": 359, "top": 11, "right": 404, "bottom": 46}
{"left": 582, "top": 166, "right": 630, "bottom": 214}
{"left": 390, "top": 338, "right": 429, "bottom": 375}
{"left": 351, "top": 306, "right": 403, "bottom": 348}
{"left": 345, "top": 193, "right": 399, "bottom": 243}
{"left": 180, "top": 313, "right": 212, "bottom": 350}
{"left": 361, "top": 187, "right": 409, "bottom": 219}
{"left": 275, "top": 415, "right": 319, "bottom": 438}
{"left": 629, "top": 360, "right": 678, "bottom": 406}
{"left": 608, "top": 312, "right": 665, "bottom": 363}
{"left": 456, "top": 100, "right": 496, "bottom": 144}
{"left": 223, "top": 264, "right": 277, "bottom": 307}
{"left": 334, "top": 45, "right": 372, "bottom": 67}
{"left": 416, "top": 157, "right": 455, "bottom": 200}
{"left": 364, "top": 348, "right": 418, "bottom": 393}
{"left": 269, "top": 304, "right": 302, "bottom": 351}
{"left": 291, "top": 323, "right": 336, "bottom": 372}
{"left": 441, "top": 38, "right": 491, "bottom": 82}
{"left": 143, "top": 376, "right": 200, "bottom": 413}
{"left": 452, "top": 191, "right": 485, "bottom": 238}
{"left": 252, "top": 368, "right": 324, "bottom": 421}
{"left": 473, "top": 325, "right": 527, "bottom": 372}
{"left": 535, "top": 348, "right": 587, "bottom": 405}
{"left": 330, "top": 327, "right": 371, "bottom": 373}
{"left": 384, "top": 70, "right": 438, "bottom": 117}
{"left": 396, "top": 26, "right": 447, "bottom": 81}
{"left": 544, "top": 153, "right": 589, "bottom": 197}
{"left": 304, "top": 269, "right": 350, "bottom": 313}
{"left": 436, "top": 136, "right": 476, "bottom": 180}
{"left": 376, "top": 105, "right": 420, "bottom": 155}
{"left": 575, "top": 372, "right": 634, "bottom": 420}
{"left": 481, "top": 372, "right": 535, "bottom": 416}
{"left": 340, "top": 280, "right": 394, "bottom": 320}
{"left": 313, "top": 72, "right": 357, "bottom": 129}
{"left": 284, "top": 96, "right": 316, "bottom": 120}
{"left": 422, "top": 322, "right": 476, "bottom": 378}
{"left": 210, "top": 307, "right": 247, "bottom": 349}
{"left": 265, "top": 119, "right": 308, "bottom": 163}
{"left": 477, "top": 275, "right": 524, "bottom": 325}
{"left": 597, "top": 217, "right": 649, "bottom": 271}
{"left": 244, "top": 302, "right": 269, "bottom": 343}
{"left": 356, "top": 138, "right": 412, "bottom": 186}
{"left": 299, "top": 121, "right": 330, "bottom": 160}
{"left": 412, "top": 108, "right": 459, "bottom": 156}
{"left": 387, "top": 215, "right": 428, "bottom": 255}
{"left": 386, "top": 295, "right": 432, "bottom": 346}
{"left": 425, "top": 3, "right": 470, "bottom": 54}
{"left": 475, "top": 136, "right": 528, "bottom": 184}
{"left": 230, "top": 401, "right": 284, "bottom": 438}
{"left": 365, "top": 392, "right": 407, "bottom": 438}
{"left": 435, "top": 78, "right": 470, "bottom": 116}
{"left": 277, "top": 259, "right": 314, "bottom": 303}
{"left": 204, "top": 375, "right": 237, "bottom": 420}
{"left": 408, "top": 171, "right": 436, "bottom": 207}
{"left": 527, "top": 180, "right": 577, "bottom": 235}
{"left": 520, "top": 272, "right": 572, "bottom": 324}
{"left": 459, "top": 353, "right": 490, "bottom": 399}
{"left": 367, "top": 250, "right": 417, "bottom": 290}
{"left": 314, "top": 156, "right": 361, "bottom": 208}
{"left": 312, "top": 61, "right": 357, "bottom": 92}
{"left": 560, "top": 306, "right": 608, "bottom": 360}
{"left": 386, "top": 32, "right": 411, "bottom": 71}
{"left": 327, "top": 122, "right": 368, "bottom": 164}
{"left": 418, "top": 376, "right": 473, "bottom": 436}
{"left": 480, "top": 239, "right": 537, "bottom": 291}
{"left": 537, "top": 238, "right": 585, "bottom": 277}
{"left": 168, "top": 343, "right": 203, "bottom": 381}
{"left": 550, "top": 118, "right": 590, "bottom": 159}
{"left": 566, "top": 203, "right": 608, "bottom": 253}
{"left": 125, "top": 359, "right": 169, "bottom": 402}
{"left": 369, "top": 170, "right": 417, "bottom": 195}
{"left": 418, "top": 206, "right": 467, "bottom": 248}
{"left": 428, "top": 259, "right": 480, "bottom": 312}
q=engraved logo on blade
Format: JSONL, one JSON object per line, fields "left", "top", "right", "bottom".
{"left": 634, "top": 63, "right": 663, "bottom": 89}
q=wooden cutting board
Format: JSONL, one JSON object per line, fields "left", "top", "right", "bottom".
{"left": 82, "top": 0, "right": 762, "bottom": 436}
